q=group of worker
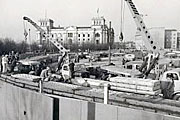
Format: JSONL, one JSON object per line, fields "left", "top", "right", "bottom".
{"left": 0, "top": 51, "right": 19, "bottom": 73}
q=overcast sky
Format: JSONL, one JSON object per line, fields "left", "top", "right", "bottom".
{"left": 0, "top": 0, "right": 180, "bottom": 43}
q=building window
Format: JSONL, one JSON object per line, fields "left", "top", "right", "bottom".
{"left": 83, "top": 34, "right": 85, "bottom": 37}
{"left": 83, "top": 39, "right": 85, "bottom": 41}
{"left": 88, "top": 39, "right": 90, "bottom": 41}
{"left": 78, "top": 39, "right": 80, "bottom": 41}
{"left": 61, "top": 39, "right": 63, "bottom": 41}
{"left": 88, "top": 34, "right": 90, "bottom": 37}
{"left": 68, "top": 33, "right": 73, "bottom": 37}
{"left": 78, "top": 34, "right": 80, "bottom": 37}
{"left": 95, "top": 33, "right": 100, "bottom": 37}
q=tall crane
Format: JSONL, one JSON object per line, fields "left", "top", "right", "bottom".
{"left": 23, "top": 16, "right": 70, "bottom": 72}
{"left": 123, "top": 0, "right": 160, "bottom": 78}
{"left": 23, "top": 16, "right": 68, "bottom": 54}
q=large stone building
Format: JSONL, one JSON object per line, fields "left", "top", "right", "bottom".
{"left": 135, "top": 27, "right": 180, "bottom": 51}
{"left": 36, "top": 16, "right": 114, "bottom": 48}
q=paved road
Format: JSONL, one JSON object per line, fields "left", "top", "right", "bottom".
{"left": 79, "top": 56, "right": 123, "bottom": 67}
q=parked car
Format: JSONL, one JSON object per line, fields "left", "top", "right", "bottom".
{"left": 13, "top": 60, "right": 46, "bottom": 74}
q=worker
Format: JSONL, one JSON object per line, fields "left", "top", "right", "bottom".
{"left": 34, "top": 64, "right": 42, "bottom": 76}
{"left": 15, "top": 52, "right": 19, "bottom": 61}
{"left": 40, "top": 66, "right": 51, "bottom": 82}
{"left": 162, "top": 73, "right": 175, "bottom": 99}
{"left": 10, "top": 51, "right": 15, "bottom": 63}
{"left": 9, "top": 58, "right": 16, "bottom": 73}
{"left": 39, "top": 66, "right": 51, "bottom": 93}
{"left": 2, "top": 55, "right": 8, "bottom": 73}
{"left": 69, "top": 61, "right": 75, "bottom": 79}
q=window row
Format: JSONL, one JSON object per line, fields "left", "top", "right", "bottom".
{"left": 40, "top": 22, "right": 47, "bottom": 26}
{"left": 78, "top": 34, "right": 90, "bottom": 37}
{"left": 78, "top": 38, "right": 90, "bottom": 41}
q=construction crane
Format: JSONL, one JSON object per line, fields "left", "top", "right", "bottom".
{"left": 123, "top": 0, "right": 160, "bottom": 78}
{"left": 23, "top": 16, "right": 68, "bottom": 54}
{"left": 23, "top": 16, "right": 70, "bottom": 72}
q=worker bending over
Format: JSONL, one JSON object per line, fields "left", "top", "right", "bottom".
{"left": 40, "top": 66, "right": 51, "bottom": 82}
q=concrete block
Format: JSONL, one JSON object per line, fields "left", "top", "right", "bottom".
{"left": 19, "top": 88, "right": 53, "bottom": 120}
{"left": 117, "top": 106, "right": 180, "bottom": 120}
{"left": 95, "top": 103, "right": 118, "bottom": 120}
{"left": 0, "top": 82, "right": 7, "bottom": 120}
{"left": 0, "top": 83, "right": 53, "bottom": 120}
{"left": 5, "top": 83, "right": 20, "bottom": 120}
{"left": 59, "top": 97, "right": 82, "bottom": 120}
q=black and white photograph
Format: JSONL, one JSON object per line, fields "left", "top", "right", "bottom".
{"left": 0, "top": 0, "right": 180, "bottom": 119}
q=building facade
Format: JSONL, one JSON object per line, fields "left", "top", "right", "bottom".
{"left": 135, "top": 27, "right": 180, "bottom": 51}
{"left": 36, "top": 16, "right": 114, "bottom": 48}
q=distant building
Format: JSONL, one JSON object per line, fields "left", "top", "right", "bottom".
{"left": 36, "top": 16, "right": 114, "bottom": 48}
{"left": 125, "top": 41, "right": 136, "bottom": 49}
{"left": 135, "top": 27, "right": 180, "bottom": 51}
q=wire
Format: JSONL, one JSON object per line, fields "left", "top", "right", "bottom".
{"left": 120, "top": 0, "right": 125, "bottom": 41}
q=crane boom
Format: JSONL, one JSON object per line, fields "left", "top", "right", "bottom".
{"left": 125, "top": 0, "right": 159, "bottom": 52}
{"left": 23, "top": 16, "right": 68, "bottom": 53}
{"left": 124, "top": 0, "right": 160, "bottom": 78}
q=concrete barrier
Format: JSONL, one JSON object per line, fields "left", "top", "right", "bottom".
{"left": 0, "top": 82, "right": 180, "bottom": 120}
{"left": 0, "top": 82, "right": 53, "bottom": 120}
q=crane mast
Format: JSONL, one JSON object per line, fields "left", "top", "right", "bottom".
{"left": 125, "top": 0, "right": 159, "bottom": 52}
{"left": 23, "top": 16, "right": 68, "bottom": 54}
{"left": 124, "top": 0, "right": 160, "bottom": 78}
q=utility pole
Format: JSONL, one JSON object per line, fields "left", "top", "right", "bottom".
{"left": 108, "top": 21, "right": 112, "bottom": 65}
{"left": 29, "top": 28, "right": 31, "bottom": 52}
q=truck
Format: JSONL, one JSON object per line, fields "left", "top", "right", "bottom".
{"left": 100, "top": 0, "right": 180, "bottom": 100}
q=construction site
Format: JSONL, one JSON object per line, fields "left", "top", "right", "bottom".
{"left": 1, "top": 0, "right": 180, "bottom": 120}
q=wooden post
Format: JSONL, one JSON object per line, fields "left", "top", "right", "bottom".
{"left": 39, "top": 79, "right": 43, "bottom": 93}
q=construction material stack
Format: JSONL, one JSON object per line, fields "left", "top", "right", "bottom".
{"left": 110, "top": 77, "right": 161, "bottom": 95}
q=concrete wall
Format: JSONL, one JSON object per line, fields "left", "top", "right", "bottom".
{"left": 56, "top": 96, "right": 180, "bottom": 120}
{"left": 0, "top": 82, "right": 53, "bottom": 120}
{"left": 0, "top": 81, "right": 180, "bottom": 120}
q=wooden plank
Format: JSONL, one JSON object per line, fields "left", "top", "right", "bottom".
{"left": 111, "top": 86, "right": 161, "bottom": 95}
{"left": 74, "top": 78, "right": 160, "bottom": 94}
{"left": 110, "top": 77, "right": 160, "bottom": 87}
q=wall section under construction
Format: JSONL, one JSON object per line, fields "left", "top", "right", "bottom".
{"left": 0, "top": 82, "right": 53, "bottom": 120}
{"left": 0, "top": 82, "right": 180, "bottom": 120}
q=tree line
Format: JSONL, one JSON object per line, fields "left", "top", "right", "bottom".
{"left": 0, "top": 37, "right": 119, "bottom": 56}
{"left": 0, "top": 38, "right": 40, "bottom": 56}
